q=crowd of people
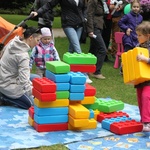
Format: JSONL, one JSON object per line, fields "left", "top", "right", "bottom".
{"left": 0, "top": 0, "right": 150, "bottom": 132}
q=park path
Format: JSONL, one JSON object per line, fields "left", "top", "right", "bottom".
{"left": 52, "top": 28, "right": 66, "bottom": 38}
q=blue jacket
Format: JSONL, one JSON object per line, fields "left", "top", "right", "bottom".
{"left": 118, "top": 11, "right": 143, "bottom": 47}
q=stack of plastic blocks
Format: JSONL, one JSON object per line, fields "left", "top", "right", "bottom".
{"left": 29, "top": 77, "right": 69, "bottom": 132}
{"left": 121, "top": 47, "right": 150, "bottom": 85}
{"left": 63, "top": 52, "right": 97, "bottom": 73}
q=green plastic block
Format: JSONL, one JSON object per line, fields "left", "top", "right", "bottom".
{"left": 63, "top": 52, "right": 97, "bottom": 64}
{"left": 46, "top": 61, "right": 70, "bottom": 74}
{"left": 84, "top": 98, "right": 99, "bottom": 110}
{"left": 56, "top": 91, "right": 69, "bottom": 99}
{"left": 97, "top": 99, "right": 124, "bottom": 113}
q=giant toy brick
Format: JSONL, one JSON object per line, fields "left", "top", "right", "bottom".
{"left": 69, "top": 103, "right": 90, "bottom": 119}
{"left": 70, "top": 84, "right": 85, "bottom": 93}
{"left": 28, "top": 116, "right": 34, "bottom": 127}
{"left": 34, "top": 98, "right": 69, "bottom": 108}
{"left": 68, "top": 119, "right": 97, "bottom": 130}
{"left": 110, "top": 120, "right": 143, "bottom": 135}
{"left": 34, "top": 122, "right": 68, "bottom": 132}
{"left": 46, "top": 70, "right": 70, "bottom": 83}
{"left": 70, "top": 64, "right": 96, "bottom": 73}
{"left": 28, "top": 106, "right": 34, "bottom": 119}
{"left": 56, "top": 82, "right": 70, "bottom": 91}
{"left": 63, "top": 52, "right": 97, "bottom": 64}
{"left": 84, "top": 84, "right": 96, "bottom": 96}
{"left": 32, "top": 88, "right": 56, "bottom": 102}
{"left": 121, "top": 47, "right": 150, "bottom": 85}
{"left": 56, "top": 91, "right": 69, "bottom": 99}
{"left": 69, "top": 92, "right": 84, "bottom": 101}
{"left": 97, "top": 111, "right": 129, "bottom": 123}
{"left": 102, "top": 116, "right": 132, "bottom": 130}
{"left": 46, "top": 61, "right": 70, "bottom": 74}
{"left": 32, "top": 77, "right": 56, "bottom": 93}
{"left": 79, "top": 96, "right": 96, "bottom": 105}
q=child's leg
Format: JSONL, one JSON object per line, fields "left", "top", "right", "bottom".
{"left": 136, "top": 88, "right": 142, "bottom": 122}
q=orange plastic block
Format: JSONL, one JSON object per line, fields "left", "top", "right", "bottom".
{"left": 97, "top": 111, "right": 129, "bottom": 123}
{"left": 93, "top": 110, "right": 100, "bottom": 120}
{"left": 122, "top": 47, "right": 150, "bottom": 85}
{"left": 28, "top": 106, "right": 34, "bottom": 119}
{"left": 34, "top": 98, "right": 69, "bottom": 108}
{"left": 68, "top": 115, "right": 89, "bottom": 127}
{"left": 70, "top": 64, "right": 96, "bottom": 73}
{"left": 34, "top": 122, "right": 68, "bottom": 132}
{"left": 84, "top": 84, "right": 96, "bottom": 96}
{"left": 110, "top": 120, "right": 143, "bottom": 135}
{"left": 69, "top": 103, "right": 90, "bottom": 119}
{"left": 68, "top": 119, "right": 97, "bottom": 130}
{"left": 28, "top": 116, "right": 34, "bottom": 126}
{"left": 79, "top": 96, "right": 96, "bottom": 105}
{"left": 32, "top": 77, "right": 56, "bottom": 93}
{"left": 32, "top": 88, "right": 56, "bottom": 102}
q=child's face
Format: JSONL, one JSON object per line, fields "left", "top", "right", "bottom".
{"left": 41, "top": 36, "right": 52, "bottom": 44}
{"left": 136, "top": 31, "right": 149, "bottom": 44}
{"left": 131, "top": 2, "right": 140, "bottom": 14}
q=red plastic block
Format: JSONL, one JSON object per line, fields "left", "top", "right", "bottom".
{"left": 97, "top": 111, "right": 129, "bottom": 123}
{"left": 34, "top": 122, "right": 68, "bottom": 132}
{"left": 32, "top": 77, "right": 56, "bottom": 93}
{"left": 28, "top": 106, "right": 34, "bottom": 119}
{"left": 84, "top": 84, "right": 96, "bottom": 96}
{"left": 110, "top": 120, "right": 143, "bottom": 135}
{"left": 32, "top": 88, "right": 56, "bottom": 102}
{"left": 70, "top": 64, "right": 96, "bottom": 73}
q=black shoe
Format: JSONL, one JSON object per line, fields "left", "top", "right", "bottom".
{"left": 0, "top": 92, "right": 5, "bottom": 106}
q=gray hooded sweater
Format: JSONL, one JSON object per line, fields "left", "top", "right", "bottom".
{"left": 0, "top": 36, "right": 32, "bottom": 99}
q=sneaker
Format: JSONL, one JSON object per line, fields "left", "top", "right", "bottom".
{"left": 89, "top": 73, "right": 106, "bottom": 79}
{"left": 85, "top": 74, "right": 93, "bottom": 84}
{"left": 143, "top": 123, "right": 150, "bottom": 132}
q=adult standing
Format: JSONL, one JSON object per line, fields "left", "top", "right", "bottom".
{"left": 86, "top": 0, "right": 107, "bottom": 79}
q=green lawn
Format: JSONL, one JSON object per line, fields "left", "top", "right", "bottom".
{"left": 1, "top": 14, "right": 138, "bottom": 150}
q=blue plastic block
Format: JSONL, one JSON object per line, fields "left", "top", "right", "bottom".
{"left": 69, "top": 92, "right": 84, "bottom": 101}
{"left": 34, "top": 105, "right": 69, "bottom": 116}
{"left": 46, "top": 70, "right": 70, "bottom": 83}
{"left": 68, "top": 72, "right": 86, "bottom": 85}
{"left": 70, "top": 84, "right": 85, "bottom": 93}
{"left": 56, "top": 82, "right": 70, "bottom": 91}
{"left": 34, "top": 114, "right": 68, "bottom": 124}
{"left": 89, "top": 109, "right": 94, "bottom": 119}
{"left": 102, "top": 116, "right": 132, "bottom": 130}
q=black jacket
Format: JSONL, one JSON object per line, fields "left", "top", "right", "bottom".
{"left": 37, "top": 0, "right": 87, "bottom": 28}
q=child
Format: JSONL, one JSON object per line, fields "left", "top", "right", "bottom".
{"left": 0, "top": 27, "right": 41, "bottom": 109}
{"left": 118, "top": 0, "right": 143, "bottom": 52}
{"left": 29, "top": 27, "right": 60, "bottom": 77}
{"left": 135, "top": 21, "right": 150, "bottom": 132}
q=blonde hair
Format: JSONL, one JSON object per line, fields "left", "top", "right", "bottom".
{"left": 136, "top": 21, "right": 150, "bottom": 36}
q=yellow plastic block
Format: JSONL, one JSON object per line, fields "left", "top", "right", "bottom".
{"left": 34, "top": 98, "right": 69, "bottom": 108}
{"left": 93, "top": 110, "right": 100, "bottom": 120}
{"left": 69, "top": 103, "right": 90, "bottom": 119}
{"left": 68, "top": 115, "right": 89, "bottom": 127}
{"left": 28, "top": 116, "right": 34, "bottom": 126}
{"left": 122, "top": 47, "right": 150, "bottom": 85}
{"left": 79, "top": 96, "right": 96, "bottom": 105}
{"left": 68, "top": 119, "right": 97, "bottom": 130}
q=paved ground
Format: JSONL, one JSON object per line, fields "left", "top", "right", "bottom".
{"left": 52, "top": 28, "right": 66, "bottom": 37}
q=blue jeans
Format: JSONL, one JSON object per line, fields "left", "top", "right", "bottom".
{"left": 63, "top": 26, "right": 83, "bottom": 53}
{"left": 30, "top": 73, "right": 41, "bottom": 82}
{"left": 0, "top": 93, "right": 33, "bottom": 109}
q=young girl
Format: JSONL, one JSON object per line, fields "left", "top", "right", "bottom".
{"left": 135, "top": 21, "right": 150, "bottom": 132}
{"left": 0, "top": 27, "right": 41, "bottom": 109}
{"left": 29, "top": 27, "right": 60, "bottom": 77}
{"left": 118, "top": 0, "right": 143, "bottom": 52}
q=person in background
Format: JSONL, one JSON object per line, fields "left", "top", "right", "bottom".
{"left": 0, "top": 27, "right": 41, "bottom": 109}
{"left": 86, "top": 0, "right": 107, "bottom": 79}
{"left": 118, "top": 0, "right": 143, "bottom": 52}
{"left": 30, "top": 27, "right": 60, "bottom": 78}
{"left": 135, "top": 21, "right": 150, "bottom": 132}
{"left": 30, "top": 0, "right": 93, "bottom": 84}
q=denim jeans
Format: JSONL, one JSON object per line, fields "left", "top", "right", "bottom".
{"left": 30, "top": 73, "right": 41, "bottom": 82}
{"left": 63, "top": 26, "right": 83, "bottom": 53}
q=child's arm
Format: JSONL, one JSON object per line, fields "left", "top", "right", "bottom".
{"left": 53, "top": 46, "right": 60, "bottom": 61}
{"left": 137, "top": 53, "right": 150, "bottom": 64}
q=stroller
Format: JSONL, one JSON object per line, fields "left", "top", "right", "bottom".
{"left": 0, "top": 14, "right": 34, "bottom": 58}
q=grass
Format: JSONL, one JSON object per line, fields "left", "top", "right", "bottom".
{"left": 0, "top": 14, "right": 138, "bottom": 150}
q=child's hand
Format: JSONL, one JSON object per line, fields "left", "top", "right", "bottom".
{"left": 137, "top": 54, "right": 149, "bottom": 63}
{"left": 126, "top": 28, "right": 132, "bottom": 36}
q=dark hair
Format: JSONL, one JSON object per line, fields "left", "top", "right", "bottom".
{"left": 23, "top": 27, "right": 41, "bottom": 39}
